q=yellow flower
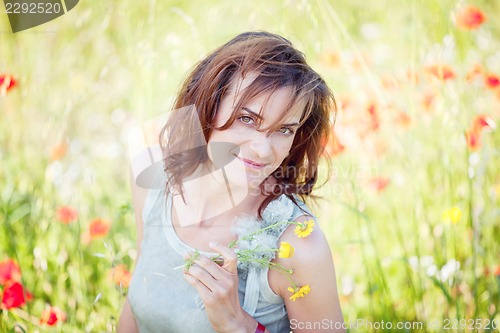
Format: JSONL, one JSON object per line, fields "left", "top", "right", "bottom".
{"left": 442, "top": 207, "right": 462, "bottom": 224}
{"left": 287, "top": 285, "right": 311, "bottom": 301}
{"left": 278, "top": 242, "right": 295, "bottom": 258}
{"left": 294, "top": 220, "right": 315, "bottom": 238}
{"left": 494, "top": 182, "right": 500, "bottom": 197}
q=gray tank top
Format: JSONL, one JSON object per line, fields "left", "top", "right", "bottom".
{"left": 128, "top": 187, "right": 315, "bottom": 333}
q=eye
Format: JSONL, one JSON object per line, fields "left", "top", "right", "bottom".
{"left": 238, "top": 115, "right": 254, "bottom": 124}
{"left": 278, "top": 127, "right": 295, "bottom": 135}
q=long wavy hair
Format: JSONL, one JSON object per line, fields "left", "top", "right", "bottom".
{"left": 160, "top": 31, "right": 336, "bottom": 218}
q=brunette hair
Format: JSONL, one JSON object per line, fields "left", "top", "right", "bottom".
{"left": 160, "top": 31, "right": 336, "bottom": 218}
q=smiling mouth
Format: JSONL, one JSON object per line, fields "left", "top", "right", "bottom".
{"left": 235, "top": 156, "right": 268, "bottom": 170}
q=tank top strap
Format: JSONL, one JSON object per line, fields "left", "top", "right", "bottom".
{"left": 142, "top": 187, "right": 166, "bottom": 226}
{"left": 238, "top": 194, "right": 317, "bottom": 315}
{"left": 266, "top": 194, "right": 318, "bottom": 245}
{"left": 241, "top": 267, "right": 260, "bottom": 315}
{"left": 289, "top": 194, "right": 317, "bottom": 223}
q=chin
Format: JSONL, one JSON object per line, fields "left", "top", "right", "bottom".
{"left": 226, "top": 173, "right": 260, "bottom": 190}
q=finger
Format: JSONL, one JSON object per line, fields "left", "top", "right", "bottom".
{"left": 186, "top": 256, "right": 225, "bottom": 291}
{"left": 183, "top": 271, "right": 213, "bottom": 299}
{"left": 185, "top": 265, "right": 219, "bottom": 292}
{"left": 208, "top": 242, "right": 238, "bottom": 275}
{"left": 193, "top": 254, "right": 228, "bottom": 280}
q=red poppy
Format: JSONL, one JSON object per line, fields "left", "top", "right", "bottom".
{"left": 1, "top": 281, "right": 32, "bottom": 310}
{"left": 426, "top": 64, "right": 456, "bottom": 81}
{"left": 494, "top": 266, "right": 500, "bottom": 277}
{"left": 484, "top": 73, "right": 500, "bottom": 90}
{"left": 465, "top": 129, "right": 481, "bottom": 151}
{"left": 394, "top": 111, "right": 411, "bottom": 128}
{"left": 111, "top": 265, "right": 132, "bottom": 288}
{"left": 456, "top": 5, "right": 487, "bottom": 30}
{"left": 465, "top": 115, "right": 496, "bottom": 150}
{"left": 40, "top": 306, "right": 67, "bottom": 326}
{"left": 56, "top": 206, "right": 78, "bottom": 224}
{"left": 0, "top": 259, "right": 21, "bottom": 286}
{"left": 366, "top": 101, "right": 380, "bottom": 131}
{"left": 89, "top": 218, "right": 111, "bottom": 239}
{"left": 50, "top": 141, "right": 68, "bottom": 161}
{"left": 0, "top": 74, "right": 17, "bottom": 94}
{"left": 422, "top": 91, "right": 436, "bottom": 111}
{"left": 472, "top": 114, "right": 496, "bottom": 132}
{"left": 322, "top": 132, "right": 345, "bottom": 157}
{"left": 368, "top": 177, "right": 390, "bottom": 192}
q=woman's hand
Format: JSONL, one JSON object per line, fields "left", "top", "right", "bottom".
{"left": 183, "top": 242, "right": 253, "bottom": 333}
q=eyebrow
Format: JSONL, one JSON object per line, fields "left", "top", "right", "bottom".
{"left": 242, "top": 107, "right": 300, "bottom": 127}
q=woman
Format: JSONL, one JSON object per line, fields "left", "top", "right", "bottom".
{"left": 118, "top": 31, "right": 344, "bottom": 333}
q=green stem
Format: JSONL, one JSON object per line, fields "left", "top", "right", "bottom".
{"left": 180, "top": 220, "right": 303, "bottom": 290}
{"left": 210, "top": 251, "right": 299, "bottom": 289}
{"left": 466, "top": 148, "right": 479, "bottom": 330}
{"left": 243, "top": 257, "right": 297, "bottom": 288}
{"left": 229, "top": 220, "right": 300, "bottom": 249}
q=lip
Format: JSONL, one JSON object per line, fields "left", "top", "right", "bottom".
{"left": 236, "top": 156, "right": 268, "bottom": 169}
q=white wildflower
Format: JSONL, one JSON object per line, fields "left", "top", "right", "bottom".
{"left": 254, "top": 233, "right": 276, "bottom": 250}
{"left": 426, "top": 264, "right": 438, "bottom": 277}
{"left": 437, "top": 259, "right": 460, "bottom": 283}
{"left": 261, "top": 196, "right": 294, "bottom": 224}
{"left": 237, "top": 239, "right": 252, "bottom": 251}
{"left": 408, "top": 255, "right": 434, "bottom": 272}
{"left": 230, "top": 196, "right": 298, "bottom": 270}
{"left": 341, "top": 275, "right": 355, "bottom": 296}
{"left": 231, "top": 214, "right": 261, "bottom": 238}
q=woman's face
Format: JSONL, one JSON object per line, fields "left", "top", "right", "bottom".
{"left": 207, "top": 74, "right": 304, "bottom": 191}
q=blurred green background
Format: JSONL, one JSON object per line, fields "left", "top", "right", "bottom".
{"left": 1, "top": 0, "right": 499, "bottom": 332}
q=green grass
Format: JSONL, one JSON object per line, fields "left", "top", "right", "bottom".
{"left": 1, "top": 0, "right": 500, "bottom": 332}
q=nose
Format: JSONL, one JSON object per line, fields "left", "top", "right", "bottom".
{"left": 249, "top": 131, "right": 273, "bottom": 159}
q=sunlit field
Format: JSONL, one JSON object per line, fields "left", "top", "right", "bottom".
{"left": 1, "top": 1, "right": 499, "bottom": 332}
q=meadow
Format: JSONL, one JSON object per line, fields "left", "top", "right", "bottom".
{"left": 1, "top": 0, "right": 499, "bottom": 332}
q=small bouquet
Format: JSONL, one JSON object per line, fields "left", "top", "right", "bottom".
{"left": 181, "top": 196, "right": 316, "bottom": 302}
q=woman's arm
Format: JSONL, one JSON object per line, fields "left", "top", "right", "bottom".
{"left": 117, "top": 300, "right": 138, "bottom": 333}
{"left": 117, "top": 170, "right": 148, "bottom": 333}
{"left": 274, "top": 215, "right": 345, "bottom": 333}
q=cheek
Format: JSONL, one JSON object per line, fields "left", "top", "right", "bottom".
{"left": 207, "top": 130, "right": 241, "bottom": 164}
{"left": 211, "top": 123, "right": 254, "bottom": 144}
{"left": 208, "top": 128, "right": 239, "bottom": 144}
{"left": 275, "top": 135, "right": 295, "bottom": 153}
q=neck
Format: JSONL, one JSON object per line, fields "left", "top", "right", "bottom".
{"left": 171, "top": 165, "right": 264, "bottom": 228}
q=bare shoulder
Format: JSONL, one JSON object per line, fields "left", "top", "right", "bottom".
{"left": 269, "top": 214, "right": 335, "bottom": 296}
{"left": 281, "top": 215, "right": 334, "bottom": 280}
{"left": 268, "top": 214, "right": 345, "bottom": 332}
